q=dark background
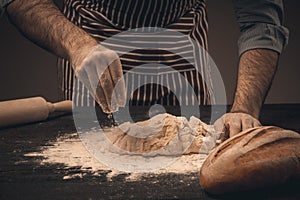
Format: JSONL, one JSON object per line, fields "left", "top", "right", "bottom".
{"left": 0, "top": 0, "right": 299, "bottom": 104}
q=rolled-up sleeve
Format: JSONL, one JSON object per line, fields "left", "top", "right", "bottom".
{"left": 233, "top": 0, "right": 289, "bottom": 56}
{"left": 0, "top": 0, "right": 14, "bottom": 14}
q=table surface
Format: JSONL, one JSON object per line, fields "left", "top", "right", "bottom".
{"left": 1, "top": 104, "right": 300, "bottom": 200}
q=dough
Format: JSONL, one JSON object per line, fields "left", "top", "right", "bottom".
{"left": 199, "top": 126, "right": 300, "bottom": 194}
{"left": 104, "top": 113, "right": 214, "bottom": 155}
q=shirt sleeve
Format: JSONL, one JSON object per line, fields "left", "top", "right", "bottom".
{"left": 233, "top": 0, "right": 289, "bottom": 56}
{"left": 0, "top": 0, "right": 14, "bottom": 14}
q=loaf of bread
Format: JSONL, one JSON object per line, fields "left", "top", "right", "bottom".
{"left": 199, "top": 126, "right": 300, "bottom": 194}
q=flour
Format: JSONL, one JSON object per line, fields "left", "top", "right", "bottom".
{"left": 25, "top": 114, "right": 218, "bottom": 180}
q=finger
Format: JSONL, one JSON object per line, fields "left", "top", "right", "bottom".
{"left": 80, "top": 59, "right": 100, "bottom": 94}
{"left": 253, "top": 120, "right": 262, "bottom": 127}
{"left": 109, "top": 59, "right": 126, "bottom": 107}
{"left": 242, "top": 118, "right": 254, "bottom": 131}
{"left": 95, "top": 81, "right": 110, "bottom": 113}
{"left": 76, "top": 66, "right": 96, "bottom": 98}
{"left": 82, "top": 62, "right": 112, "bottom": 113}
{"left": 99, "top": 67, "right": 118, "bottom": 112}
{"left": 229, "top": 121, "right": 242, "bottom": 137}
{"left": 219, "top": 123, "right": 230, "bottom": 142}
{"left": 213, "top": 117, "right": 225, "bottom": 134}
{"left": 113, "top": 76, "right": 126, "bottom": 107}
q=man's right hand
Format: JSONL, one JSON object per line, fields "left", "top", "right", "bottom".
{"left": 74, "top": 45, "right": 126, "bottom": 113}
{"left": 6, "top": 1, "right": 126, "bottom": 113}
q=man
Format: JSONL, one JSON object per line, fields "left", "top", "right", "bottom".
{"left": 1, "top": 0, "right": 289, "bottom": 137}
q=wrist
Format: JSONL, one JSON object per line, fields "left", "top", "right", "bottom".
{"left": 230, "top": 103, "right": 260, "bottom": 119}
{"left": 69, "top": 38, "right": 99, "bottom": 71}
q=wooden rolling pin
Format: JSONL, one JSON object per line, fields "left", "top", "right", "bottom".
{"left": 0, "top": 97, "right": 72, "bottom": 128}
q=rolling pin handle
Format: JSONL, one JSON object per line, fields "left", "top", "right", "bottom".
{"left": 47, "top": 102, "right": 55, "bottom": 113}
{"left": 50, "top": 100, "right": 73, "bottom": 113}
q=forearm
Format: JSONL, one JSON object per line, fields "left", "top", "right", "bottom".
{"left": 6, "top": 0, "right": 98, "bottom": 69}
{"left": 231, "top": 49, "right": 278, "bottom": 119}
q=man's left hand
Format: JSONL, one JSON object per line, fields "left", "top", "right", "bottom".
{"left": 214, "top": 112, "right": 261, "bottom": 142}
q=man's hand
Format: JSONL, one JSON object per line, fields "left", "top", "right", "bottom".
{"left": 74, "top": 45, "right": 126, "bottom": 113}
{"left": 6, "top": 0, "right": 126, "bottom": 113}
{"left": 214, "top": 113, "right": 261, "bottom": 142}
{"left": 214, "top": 49, "right": 278, "bottom": 142}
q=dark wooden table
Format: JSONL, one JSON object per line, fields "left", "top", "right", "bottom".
{"left": 1, "top": 104, "right": 300, "bottom": 200}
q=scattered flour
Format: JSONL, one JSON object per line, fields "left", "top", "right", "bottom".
{"left": 25, "top": 114, "right": 218, "bottom": 181}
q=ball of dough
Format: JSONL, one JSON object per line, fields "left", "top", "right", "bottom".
{"left": 199, "top": 126, "right": 300, "bottom": 194}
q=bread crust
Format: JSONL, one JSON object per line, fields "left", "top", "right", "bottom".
{"left": 199, "top": 126, "right": 300, "bottom": 194}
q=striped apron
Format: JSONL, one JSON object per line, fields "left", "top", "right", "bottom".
{"left": 58, "top": 0, "right": 214, "bottom": 107}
